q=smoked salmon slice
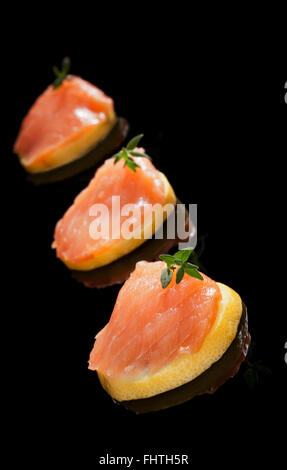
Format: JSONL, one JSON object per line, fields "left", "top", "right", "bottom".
{"left": 88, "top": 261, "right": 243, "bottom": 402}
{"left": 14, "top": 76, "right": 116, "bottom": 173}
{"left": 52, "top": 154, "right": 176, "bottom": 270}
{"left": 89, "top": 261, "right": 221, "bottom": 377}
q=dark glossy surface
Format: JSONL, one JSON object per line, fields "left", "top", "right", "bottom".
{"left": 5, "top": 30, "right": 284, "bottom": 469}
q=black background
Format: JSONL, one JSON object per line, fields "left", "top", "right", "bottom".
{"left": 5, "top": 14, "right": 286, "bottom": 469}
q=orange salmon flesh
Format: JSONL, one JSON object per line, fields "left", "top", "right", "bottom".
{"left": 89, "top": 261, "right": 222, "bottom": 378}
{"left": 52, "top": 155, "right": 167, "bottom": 266}
{"left": 14, "top": 76, "right": 115, "bottom": 169}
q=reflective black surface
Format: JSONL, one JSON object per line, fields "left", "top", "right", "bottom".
{"left": 5, "top": 27, "right": 284, "bottom": 469}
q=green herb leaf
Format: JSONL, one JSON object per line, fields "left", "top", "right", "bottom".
{"left": 125, "top": 158, "right": 140, "bottom": 171}
{"left": 52, "top": 57, "right": 71, "bottom": 90}
{"left": 176, "top": 265, "right": 185, "bottom": 284}
{"left": 53, "top": 66, "right": 61, "bottom": 77}
{"left": 129, "top": 151, "right": 152, "bottom": 160}
{"left": 184, "top": 267, "right": 204, "bottom": 280}
{"left": 113, "top": 154, "right": 122, "bottom": 164}
{"left": 126, "top": 134, "right": 144, "bottom": 150}
{"left": 185, "top": 261, "right": 200, "bottom": 270}
{"left": 62, "top": 57, "right": 71, "bottom": 74}
{"left": 53, "top": 77, "right": 63, "bottom": 90}
{"left": 161, "top": 267, "right": 173, "bottom": 288}
{"left": 159, "top": 254, "right": 176, "bottom": 267}
{"left": 243, "top": 368, "right": 258, "bottom": 389}
{"left": 174, "top": 248, "right": 193, "bottom": 263}
{"left": 112, "top": 134, "right": 150, "bottom": 171}
{"left": 122, "top": 148, "right": 129, "bottom": 160}
{"left": 160, "top": 248, "right": 203, "bottom": 288}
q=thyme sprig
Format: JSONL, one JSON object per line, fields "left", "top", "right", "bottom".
{"left": 113, "top": 134, "right": 151, "bottom": 171}
{"left": 160, "top": 249, "right": 203, "bottom": 288}
{"left": 53, "top": 57, "right": 71, "bottom": 89}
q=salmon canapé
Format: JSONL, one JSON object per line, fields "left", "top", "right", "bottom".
{"left": 52, "top": 155, "right": 176, "bottom": 271}
{"left": 88, "top": 261, "right": 243, "bottom": 401}
{"left": 14, "top": 76, "right": 116, "bottom": 173}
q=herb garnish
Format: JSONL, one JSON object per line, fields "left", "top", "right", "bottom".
{"left": 241, "top": 340, "right": 272, "bottom": 389}
{"left": 53, "top": 57, "right": 71, "bottom": 90}
{"left": 159, "top": 249, "right": 204, "bottom": 288}
{"left": 113, "top": 134, "right": 151, "bottom": 171}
